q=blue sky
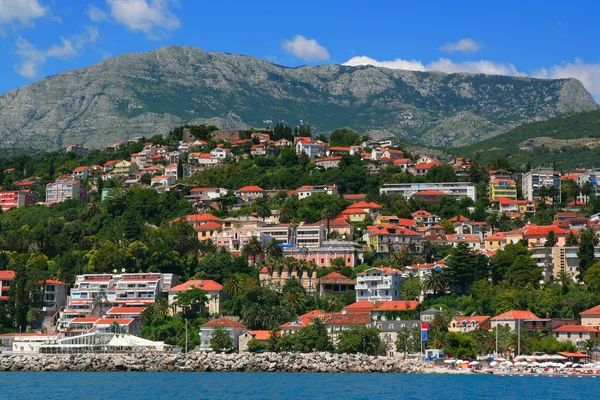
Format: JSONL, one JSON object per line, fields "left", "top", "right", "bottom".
{"left": 0, "top": 0, "right": 599, "bottom": 98}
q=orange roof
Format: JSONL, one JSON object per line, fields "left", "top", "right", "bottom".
{"left": 453, "top": 316, "right": 491, "bottom": 324}
{"left": 169, "top": 279, "right": 223, "bottom": 292}
{"left": 554, "top": 325, "right": 599, "bottom": 333}
{"left": 106, "top": 307, "right": 145, "bottom": 314}
{"left": 247, "top": 330, "right": 271, "bottom": 341}
{"left": 195, "top": 221, "right": 222, "bottom": 230}
{"left": 492, "top": 310, "right": 540, "bottom": 320}
{"left": 320, "top": 272, "right": 352, "bottom": 280}
{"left": 236, "top": 185, "right": 264, "bottom": 193}
{"left": 281, "top": 310, "right": 325, "bottom": 329}
{"left": 522, "top": 225, "right": 568, "bottom": 236}
{"left": 372, "top": 301, "right": 419, "bottom": 311}
{"left": 413, "top": 190, "right": 450, "bottom": 196}
{"left": 580, "top": 305, "right": 600, "bottom": 316}
{"left": 446, "top": 234, "right": 480, "bottom": 242}
{"left": 0, "top": 270, "right": 16, "bottom": 280}
{"left": 557, "top": 352, "right": 591, "bottom": 358}
{"left": 103, "top": 160, "right": 121, "bottom": 166}
{"left": 393, "top": 158, "right": 412, "bottom": 165}
{"left": 344, "top": 300, "right": 378, "bottom": 311}
{"left": 449, "top": 215, "right": 471, "bottom": 222}
{"left": 41, "top": 279, "right": 65, "bottom": 285}
{"left": 185, "top": 213, "right": 221, "bottom": 222}
{"left": 329, "top": 146, "right": 350, "bottom": 151}
{"left": 414, "top": 162, "right": 441, "bottom": 169}
{"left": 326, "top": 311, "right": 371, "bottom": 325}
{"left": 73, "top": 166, "right": 89, "bottom": 172}
{"left": 95, "top": 318, "right": 134, "bottom": 325}
{"left": 413, "top": 210, "right": 432, "bottom": 217}
{"left": 202, "top": 317, "right": 246, "bottom": 329}
{"left": 71, "top": 317, "right": 99, "bottom": 324}
{"left": 314, "top": 156, "right": 342, "bottom": 162}
{"left": 348, "top": 201, "right": 382, "bottom": 209}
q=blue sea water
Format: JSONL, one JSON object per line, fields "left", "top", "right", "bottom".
{"left": 0, "top": 372, "right": 597, "bottom": 400}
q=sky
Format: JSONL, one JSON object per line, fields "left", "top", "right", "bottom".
{"left": 0, "top": 0, "right": 599, "bottom": 99}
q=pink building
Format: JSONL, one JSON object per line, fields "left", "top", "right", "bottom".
{"left": 0, "top": 190, "right": 37, "bottom": 212}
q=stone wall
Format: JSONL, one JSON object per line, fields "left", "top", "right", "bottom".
{"left": 0, "top": 352, "right": 434, "bottom": 373}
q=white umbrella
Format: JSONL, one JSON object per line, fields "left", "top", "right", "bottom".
{"left": 470, "top": 361, "right": 480, "bottom": 366}
{"left": 489, "top": 361, "right": 498, "bottom": 367}
{"left": 541, "top": 354, "right": 553, "bottom": 360}
{"left": 573, "top": 363, "right": 582, "bottom": 368}
{"left": 530, "top": 362, "right": 540, "bottom": 367}
{"left": 456, "top": 360, "right": 465, "bottom": 364}
{"left": 444, "top": 359, "right": 456, "bottom": 364}
{"left": 515, "top": 356, "right": 527, "bottom": 361}
{"left": 552, "top": 355, "right": 566, "bottom": 360}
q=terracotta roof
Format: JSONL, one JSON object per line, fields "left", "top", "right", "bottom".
{"left": 372, "top": 301, "right": 419, "bottom": 311}
{"left": 247, "top": 330, "right": 271, "bottom": 341}
{"left": 236, "top": 185, "right": 264, "bottom": 193}
{"left": 203, "top": 317, "right": 246, "bottom": 329}
{"left": 326, "top": 311, "right": 371, "bottom": 326}
{"left": 557, "top": 352, "right": 591, "bottom": 358}
{"left": 170, "top": 279, "right": 223, "bottom": 292}
{"left": 329, "top": 146, "right": 350, "bottom": 151}
{"left": 412, "top": 210, "right": 432, "bottom": 217}
{"left": 522, "top": 225, "right": 568, "bottom": 236}
{"left": 492, "top": 310, "right": 540, "bottom": 320}
{"left": 106, "top": 307, "right": 146, "bottom": 314}
{"left": 453, "top": 316, "right": 491, "bottom": 324}
{"left": 344, "top": 300, "right": 378, "bottom": 311}
{"left": 194, "top": 221, "right": 222, "bottom": 230}
{"left": 281, "top": 310, "right": 325, "bottom": 329}
{"left": 320, "top": 272, "right": 350, "bottom": 280}
{"left": 185, "top": 213, "right": 221, "bottom": 222}
{"left": 348, "top": 201, "right": 382, "bottom": 209}
{"left": 580, "top": 306, "right": 600, "bottom": 316}
{"left": 314, "top": 156, "right": 342, "bottom": 162}
{"left": 413, "top": 190, "right": 450, "bottom": 196}
{"left": 73, "top": 166, "right": 89, "bottom": 172}
{"left": 446, "top": 234, "right": 480, "bottom": 243}
{"left": 553, "top": 325, "right": 599, "bottom": 333}
{"left": 71, "top": 317, "right": 99, "bottom": 324}
{"left": 95, "top": 318, "right": 134, "bottom": 325}
{"left": 0, "top": 270, "right": 16, "bottom": 280}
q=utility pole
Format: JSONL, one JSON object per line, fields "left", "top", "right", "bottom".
{"left": 185, "top": 318, "right": 188, "bottom": 354}
{"left": 495, "top": 323, "right": 498, "bottom": 357}
{"left": 517, "top": 320, "right": 521, "bottom": 356}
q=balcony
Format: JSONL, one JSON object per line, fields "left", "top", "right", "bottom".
{"left": 360, "top": 276, "right": 383, "bottom": 282}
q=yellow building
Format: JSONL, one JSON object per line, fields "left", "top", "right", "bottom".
{"left": 490, "top": 178, "right": 517, "bottom": 201}
{"left": 581, "top": 306, "right": 600, "bottom": 327}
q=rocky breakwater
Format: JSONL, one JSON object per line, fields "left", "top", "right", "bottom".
{"left": 0, "top": 352, "right": 434, "bottom": 373}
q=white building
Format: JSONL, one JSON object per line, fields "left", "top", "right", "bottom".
{"left": 522, "top": 168, "right": 561, "bottom": 202}
{"left": 168, "top": 279, "right": 223, "bottom": 315}
{"left": 553, "top": 325, "right": 600, "bottom": 346}
{"left": 355, "top": 267, "right": 402, "bottom": 302}
{"left": 297, "top": 184, "right": 338, "bottom": 200}
{"left": 380, "top": 182, "right": 477, "bottom": 202}
{"left": 199, "top": 317, "right": 247, "bottom": 351}
{"left": 46, "top": 180, "right": 86, "bottom": 203}
{"left": 295, "top": 139, "right": 321, "bottom": 158}
{"left": 108, "top": 273, "right": 163, "bottom": 305}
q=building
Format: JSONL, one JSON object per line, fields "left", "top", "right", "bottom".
{"left": 0, "top": 270, "right": 15, "bottom": 301}
{"left": 522, "top": 168, "right": 561, "bottom": 202}
{"left": 40, "top": 279, "right": 68, "bottom": 319}
{"left": 380, "top": 182, "right": 477, "bottom": 202}
{"left": 210, "top": 130, "right": 247, "bottom": 142}
{"left": 151, "top": 175, "right": 175, "bottom": 187}
{"left": 72, "top": 166, "right": 90, "bottom": 181}
{"left": 199, "top": 317, "right": 246, "bottom": 351}
{"left": 412, "top": 210, "right": 440, "bottom": 228}
{"left": 235, "top": 186, "right": 265, "bottom": 203}
{"left": 553, "top": 325, "right": 600, "bottom": 346}
{"left": 66, "top": 144, "right": 89, "bottom": 156}
{"left": 449, "top": 316, "right": 491, "bottom": 332}
{"left": 107, "top": 273, "right": 163, "bottom": 305}
{"left": 317, "top": 272, "right": 356, "bottom": 296}
{"left": 491, "top": 310, "right": 540, "bottom": 330}
{"left": 419, "top": 308, "right": 445, "bottom": 323}
{"left": 371, "top": 301, "right": 419, "bottom": 321}
{"left": 325, "top": 311, "right": 372, "bottom": 343}
{"left": 295, "top": 138, "right": 321, "bottom": 158}
{"left": 168, "top": 279, "right": 223, "bottom": 315}
{"left": 46, "top": 180, "right": 87, "bottom": 203}
{"left": 356, "top": 267, "right": 402, "bottom": 302}
{"left": 580, "top": 305, "right": 600, "bottom": 326}
{"left": 365, "top": 224, "right": 423, "bottom": 258}
{"left": 281, "top": 310, "right": 325, "bottom": 335}
{"left": 314, "top": 156, "right": 342, "bottom": 169}
{"left": 0, "top": 190, "right": 37, "bottom": 212}
{"left": 238, "top": 330, "right": 272, "bottom": 353}
{"left": 282, "top": 241, "right": 357, "bottom": 267}
{"left": 490, "top": 178, "right": 517, "bottom": 201}
{"left": 297, "top": 184, "right": 337, "bottom": 200}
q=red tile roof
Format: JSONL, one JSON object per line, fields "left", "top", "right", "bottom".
{"left": 0, "top": 270, "right": 16, "bottom": 280}
{"left": 236, "top": 185, "right": 264, "bottom": 193}
{"left": 71, "top": 317, "right": 99, "bottom": 324}
{"left": 413, "top": 190, "right": 450, "bottom": 196}
{"left": 95, "top": 318, "right": 134, "bottom": 325}
{"left": 492, "top": 310, "right": 540, "bottom": 320}
{"left": 344, "top": 300, "right": 378, "bottom": 311}
{"left": 453, "top": 316, "right": 491, "bottom": 324}
{"left": 580, "top": 305, "right": 600, "bottom": 316}
{"left": 553, "top": 325, "right": 599, "bottom": 332}
{"left": 169, "top": 279, "right": 223, "bottom": 292}
{"left": 320, "top": 272, "right": 349, "bottom": 280}
{"left": 348, "top": 201, "right": 382, "bottom": 209}
{"left": 281, "top": 310, "right": 325, "bottom": 329}
{"left": 557, "top": 352, "right": 591, "bottom": 358}
{"left": 106, "top": 307, "right": 146, "bottom": 314}
{"left": 372, "top": 301, "right": 419, "bottom": 311}
{"left": 326, "top": 311, "right": 371, "bottom": 326}
{"left": 202, "top": 317, "right": 246, "bottom": 329}
{"left": 247, "top": 330, "right": 271, "bottom": 341}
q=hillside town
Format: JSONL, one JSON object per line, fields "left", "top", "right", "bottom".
{"left": 1, "top": 126, "right": 600, "bottom": 368}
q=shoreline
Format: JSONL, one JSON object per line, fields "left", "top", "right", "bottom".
{"left": 0, "top": 352, "right": 460, "bottom": 373}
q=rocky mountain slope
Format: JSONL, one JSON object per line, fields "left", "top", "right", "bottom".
{"left": 0, "top": 46, "right": 597, "bottom": 150}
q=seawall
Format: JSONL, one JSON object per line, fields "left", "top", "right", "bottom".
{"left": 0, "top": 352, "right": 435, "bottom": 373}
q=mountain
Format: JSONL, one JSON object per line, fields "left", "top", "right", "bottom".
{"left": 452, "top": 109, "right": 600, "bottom": 169}
{"left": 0, "top": 46, "right": 597, "bottom": 151}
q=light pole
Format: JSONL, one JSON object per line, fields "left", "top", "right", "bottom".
{"left": 185, "top": 318, "right": 188, "bottom": 354}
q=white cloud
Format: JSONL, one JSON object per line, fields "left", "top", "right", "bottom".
{"left": 0, "top": 0, "right": 46, "bottom": 25}
{"left": 439, "top": 38, "right": 481, "bottom": 53}
{"left": 107, "top": 0, "right": 180, "bottom": 39}
{"left": 87, "top": 4, "right": 108, "bottom": 23}
{"left": 343, "top": 56, "right": 425, "bottom": 71}
{"left": 282, "top": 35, "right": 329, "bottom": 61}
{"left": 14, "top": 26, "right": 100, "bottom": 78}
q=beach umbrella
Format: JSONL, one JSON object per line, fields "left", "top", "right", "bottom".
{"left": 530, "top": 362, "right": 539, "bottom": 367}
{"left": 564, "top": 362, "right": 573, "bottom": 366}
{"left": 515, "top": 356, "right": 527, "bottom": 361}
{"left": 552, "top": 355, "right": 566, "bottom": 360}
{"left": 470, "top": 361, "right": 480, "bottom": 366}
{"left": 572, "top": 363, "right": 581, "bottom": 368}
{"left": 489, "top": 361, "right": 498, "bottom": 367}
{"left": 444, "top": 359, "right": 456, "bottom": 364}
{"left": 456, "top": 360, "right": 464, "bottom": 364}
{"left": 541, "top": 354, "right": 553, "bottom": 360}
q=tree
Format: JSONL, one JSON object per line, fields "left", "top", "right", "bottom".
{"left": 421, "top": 240, "right": 437, "bottom": 263}
{"left": 279, "top": 207, "right": 295, "bottom": 224}
{"left": 26, "top": 308, "right": 40, "bottom": 329}
{"left": 210, "top": 326, "right": 233, "bottom": 352}
{"left": 395, "top": 326, "right": 421, "bottom": 356}
{"left": 336, "top": 325, "right": 383, "bottom": 355}
{"left": 578, "top": 229, "right": 597, "bottom": 279}
{"left": 321, "top": 205, "right": 338, "bottom": 238}
{"left": 444, "top": 332, "right": 478, "bottom": 359}
{"left": 565, "top": 231, "right": 578, "bottom": 246}
{"left": 292, "top": 319, "right": 333, "bottom": 352}
{"left": 400, "top": 274, "right": 422, "bottom": 300}
{"left": 444, "top": 243, "right": 489, "bottom": 294}
{"left": 583, "top": 261, "right": 600, "bottom": 291}
{"left": 255, "top": 197, "right": 271, "bottom": 221}
{"left": 223, "top": 274, "right": 245, "bottom": 297}
{"left": 544, "top": 231, "right": 558, "bottom": 247}
{"left": 242, "top": 236, "right": 264, "bottom": 265}
{"left": 439, "top": 219, "right": 456, "bottom": 234}
{"left": 174, "top": 288, "right": 209, "bottom": 313}
{"left": 92, "top": 290, "right": 109, "bottom": 316}
{"left": 264, "top": 238, "right": 283, "bottom": 259}
{"left": 554, "top": 270, "right": 574, "bottom": 287}
{"left": 246, "top": 338, "right": 268, "bottom": 352}
{"left": 424, "top": 269, "right": 445, "bottom": 297}
{"left": 505, "top": 255, "right": 542, "bottom": 288}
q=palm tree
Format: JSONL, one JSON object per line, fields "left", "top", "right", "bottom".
{"left": 554, "top": 271, "right": 574, "bottom": 287}
{"left": 546, "top": 185, "right": 560, "bottom": 206}
{"left": 92, "top": 290, "right": 109, "bottom": 317}
{"left": 390, "top": 246, "right": 408, "bottom": 268}
{"left": 199, "top": 239, "right": 218, "bottom": 256}
{"left": 421, "top": 240, "right": 437, "bottom": 263}
{"left": 283, "top": 276, "right": 306, "bottom": 295}
{"left": 582, "top": 182, "right": 593, "bottom": 204}
{"left": 485, "top": 213, "right": 500, "bottom": 235}
{"left": 242, "top": 236, "right": 264, "bottom": 265}
{"left": 154, "top": 299, "right": 170, "bottom": 318}
{"left": 279, "top": 207, "right": 295, "bottom": 224}
{"left": 264, "top": 238, "right": 283, "bottom": 259}
{"left": 425, "top": 269, "right": 446, "bottom": 296}
{"left": 26, "top": 308, "right": 41, "bottom": 329}
{"left": 255, "top": 198, "right": 272, "bottom": 221}
{"left": 321, "top": 205, "right": 339, "bottom": 238}
{"left": 582, "top": 339, "right": 597, "bottom": 356}
{"left": 223, "top": 275, "right": 245, "bottom": 296}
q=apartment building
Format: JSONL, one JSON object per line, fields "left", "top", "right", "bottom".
{"left": 46, "top": 180, "right": 87, "bottom": 203}
{"left": 522, "top": 168, "right": 561, "bottom": 202}
{"left": 297, "top": 184, "right": 338, "bottom": 200}
{"left": 355, "top": 267, "right": 402, "bottom": 302}
{"left": 380, "top": 182, "right": 477, "bottom": 201}
{"left": 0, "top": 270, "right": 15, "bottom": 301}
{"left": 489, "top": 178, "right": 517, "bottom": 201}
{"left": 108, "top": 273, "right": 163, "bottom": 305}
{"left": 0, "top": 190, "right": 37, "bottom": 212}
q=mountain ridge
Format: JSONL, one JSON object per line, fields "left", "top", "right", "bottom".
{"left": 0, "top": 45, "right": 597, "bottom": 150}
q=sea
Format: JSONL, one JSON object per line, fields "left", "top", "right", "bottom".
{"left": 0, "top": 372, "right": 596, "bottom": 399}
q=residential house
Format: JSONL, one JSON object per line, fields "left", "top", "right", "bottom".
{"left": 72, "top": 166, "right": 90, "bottom": 181}
{"left": 107, "top": 273, "right": 164, "bottom": 306}
{"left": 165, "top": 164, "right": 179, "bottom": 180}
{"left": 449, "top": 316, "right": 491, "bottom": 332}
{"left": 553, "top": 325, "right": 600, "bottom": 346}
{"left": 188, "top": 187, "right": 228, "bottom": 201}
{"left": 412, "top": 161, "right": 441, "bottom": 176}
{"left": 281, "top": 310, "right": 325, "bottom": 335}
{"left": 419, "top": 308, "right": 445, "bottom": 323}
{"left": 235, "top": 186, "right": 265, "bottom": 203}
{"left": 0, "top": 270, "right": 15, "bottom": 301}
{"left": 213, "top": 229, "right": 271, "bottom": 258}
{"left": 356, "top": 267, "right": 402, "bottom": 302}
{"left": 112, "top": 160, "right": 138, "bottom": 177}
{"left": 314, "top": 156, "right": 342, "bottom": 169}
{"left": 199, "top": 317, "right": 246, "bottom": 351}
{"left": 151, "top": 175, "right": 175, "bottom": 187}
{"left": 412, "top": 210, "right": 440, "bottom": 228}
{"left": 66, "top": 144, "right": 89, "bottom": 156}
{"left": 0, "top": 190, "right": 37, "bottom": 212}
{"left": 211, "top": 147, "right": 232, "bottom": 160}
{"left": 297, "top": 184, "right": 338, "bottom": 200}
{"left": 259, "top": 266, "right": 319, "bottom": 293}
{"left": 317, "top": 272, "right": 356, "bottom": 296}
{"left": 188, "top": 153, "right": 219, "bottom": 167}
{"left": 238, "top": 330, "right": 272, "bottom": 353}
{"left": 295, "top": 138, "right": 321, "bottom": 158}
{"left": 381, "top": 182, "right": 477, "bottom": 202}
{"left": 365, "top": 224, "right": 423, "bottom": 258}
{"left": 46, "top": 180, "right": 87, "bottom": 203}
{"left": 250, "top": 144, "right": 267, "bottom": 157}
{"left": 393, "top": 158, "right": 413, "bottom": 171}
{"left": 326, "top": 311, "right": 372, "bottom": 342}
{"left": 371, "top": 301, "right": 420, "bottom": 321}
{"left": 490, "top": 178, "right": 517, "bottom": 201}
{"left": 491, "top": 310, "right": 540, "bottom": 330}
{"left": 580, "top": 306, "right": 600, "bottom": 326}
{"left": 168, "top": 279, "right": 223, "bottom": 315}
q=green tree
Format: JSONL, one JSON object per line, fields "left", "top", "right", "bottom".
{"left": 293, "top": 319, "right": 333, "bottom": 352}
{"left": 210, "top": 326, "right": 233, "bottom": 352}
{"left": 395, "top": 326, "right": 421, "bottom": 356}
{"left": 242, "top": 236, "right": 264, "bottom": 265}
{"left": 424, "top": 269, "right": 446, "bottom": 297}
{"left": 578, "top": 229, "right": 597, "bottom": 279}
{"left": 444, "top": 332, "right": 478, "bottom": 359}
{"left": 26, "top": 308, "right": 40, "bottom": 329}
{"left": 400, "top": 274, "right": 422, "bottom": 300}
{"left": 505, "top": 255, "right": 542, "bottom": 288}
{"left": 583, "top": 261, "right": 600, "bottom": 291}
{"left": 544, "top": 231, "right": 558, "bottom": 247}
{"left": 264, "top": 238, "right": 283, "bottom": 259}
{"left": 565, "top": 231, "right": 578, "bottom": 246}
{"left": 246, "top": 338, "right": 268, "bottom": 352}
{"left": 445, "top": 243, "right": 489, "bottom": 294}
{"left": 336, "top": 325, "right": 383, "bottom": 355}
